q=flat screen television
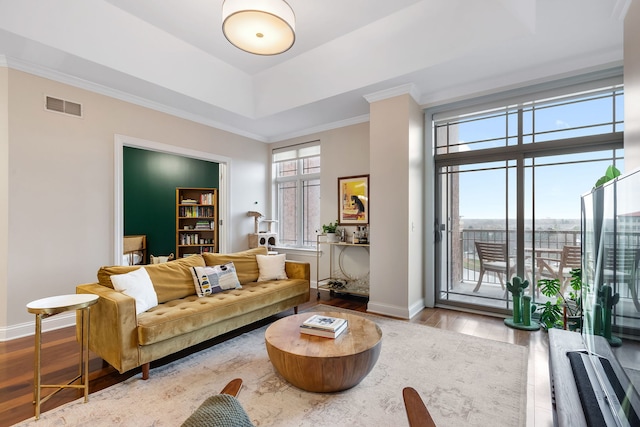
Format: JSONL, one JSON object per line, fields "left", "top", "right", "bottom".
{"left": 580, "top": 167, "right": 640, "bottom": 426}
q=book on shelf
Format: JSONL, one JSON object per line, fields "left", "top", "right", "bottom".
{"left": 302, "top": 314, "right": 347, "bottom": 331}
{"left": 195, "top": 220, "right": 211, "bottom": 230}
{"left": 300, "top": 320, "right": 348, "bottom": 338}
{"left": 199, "top": 193, "right": 214, "bottom": 205}
{"left": 181, "top": 198, "right": 197, "bottom": 204}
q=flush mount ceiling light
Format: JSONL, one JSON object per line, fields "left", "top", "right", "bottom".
{"left": 222, "top": 0, "right": 296, "bottom": 55}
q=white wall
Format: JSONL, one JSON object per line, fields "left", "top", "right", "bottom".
{"left": 270, "top": 123, "right": 370, "bottom": 288}
{"left": 0, "top": 67, "right": 8, "bottom": 330}
{"left": 625, "top": 0, "right": 640, "bottom": 170}
{"left": 1, "top": 69, "right": 269, "bottom": 339}
{"left": 368, "top": 93, "right": 425, "bottom": 319}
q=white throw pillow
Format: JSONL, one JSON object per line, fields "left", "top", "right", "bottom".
{"left": 256, "top": 254, "right": 288, "bottom": 282}
{"left": 190, "top": 263, "right": 241, "bottom": 297}
{"left": 110, "top": 267, "right": 158, "bottom": 315}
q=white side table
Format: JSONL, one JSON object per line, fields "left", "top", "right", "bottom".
{"left": 26, "top": 294, "right": 99, "bottom": 420}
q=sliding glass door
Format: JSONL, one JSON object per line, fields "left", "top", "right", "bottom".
{"left": 432, "top": 75, "right": 624, "bottom": 314}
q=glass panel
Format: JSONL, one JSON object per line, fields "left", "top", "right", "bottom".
{"left": 302, "top": 156, "right": 320, "bottom": 175}
{"left": 436, "top": 110, "right": 511, "bottom": 153}
{"left": 534, "top": 96, "right": 613, "bottom": 136}
{"left": 525, "top": 160, "right": 590, "bottom": 307}
{"left": 273, "top": 149, "right": 296, "bottom": 162}
{"left": 276, "top": 160, "right": 297, "bottom": 177}
{"left": 277, "top": 181, "right": 298, "bottom": 245}
{"left": 438, "top": 161, "right": 518, "bottom": 311}
{"left": 534, "top": 125, "right": 616, "bottom": 143}
{"left": 435, "top": 125, "right": 449, "bottom": 155}
{"left": 581, "top": 169, "right": 640, "bottom": 424}
{"left": 298, "top": 145, "right": 321, "bottom": 158}
{"left": 302, "top": 179, "right": 320, "bottom": 247}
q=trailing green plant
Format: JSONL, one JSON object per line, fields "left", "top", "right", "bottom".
{"left": 593, "top": 165, "right": 621, "bottom": 189}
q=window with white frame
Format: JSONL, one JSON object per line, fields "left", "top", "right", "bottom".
{"left": 273, "top": 141, "right": 321, "bottom": 247}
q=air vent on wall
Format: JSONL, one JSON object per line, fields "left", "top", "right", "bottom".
{"left": 45, "top": 96, "right": 82, "bottom": 117}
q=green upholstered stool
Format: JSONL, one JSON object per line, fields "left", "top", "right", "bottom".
{"left": 182, "top": 393, "right": 254, "bottom": 427}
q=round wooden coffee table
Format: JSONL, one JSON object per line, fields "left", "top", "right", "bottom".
{"left": 265, "top": 311, "right": 382, "bottom": 392}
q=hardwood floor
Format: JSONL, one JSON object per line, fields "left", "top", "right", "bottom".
{"left": 0, "top": 295, "right": 553, "bottom": 426}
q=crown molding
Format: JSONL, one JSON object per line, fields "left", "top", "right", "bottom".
{"left": 363, "top": 83, "right": 421, "bottom": 104}
{"left": 3, "top": 56, "right": 268, "bottom": 142}
{"left": 612, "top": 0, "right": 632, "bottom": 21}
{"left": 269, "top": 114, "right": 370, "bottom": 143}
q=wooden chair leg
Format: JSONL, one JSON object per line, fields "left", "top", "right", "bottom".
{"left": 294, "top": 306, "right": 298, "bottom": 314}
{"left": 402, "top": 387, "right": 437, "bottom": 427}
{"left": 473, "top": 269, "right": 485, "bottom": 292}
{"left": 629, "top": 280, "right": 640, "bottom": 312}
{"left": 220, "top": 378, "right": 243, "bottom": 397}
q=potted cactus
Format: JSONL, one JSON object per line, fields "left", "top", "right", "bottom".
{"left": 504, "top": 276, "right": 539, "bottom": 331}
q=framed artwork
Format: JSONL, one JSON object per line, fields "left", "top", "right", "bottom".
{"left": 338, "top": 175, "right": 369, "bottom": 225}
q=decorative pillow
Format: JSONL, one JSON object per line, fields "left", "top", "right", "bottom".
{"left": 256, "top": 254, "right": 288, "bottom": 282}
{"left": 110, "top": 267, "right": 158, "bottom": 315}
{"left": 202, "top": 247, "right": 267, "bottom": 285}
{"left": 97, "top": 254, "right": 205, "bottom": 303}
{"left": 191, "top": 262, "right": 241, "bottom": 297}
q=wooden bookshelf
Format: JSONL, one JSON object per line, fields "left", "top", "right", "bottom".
{"left": 176, "top": 187, "right": 218, "bottom": 258}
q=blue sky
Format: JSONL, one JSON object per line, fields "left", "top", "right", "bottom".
{"left": 453, "top": 91, "right": 624, "bottom": 220}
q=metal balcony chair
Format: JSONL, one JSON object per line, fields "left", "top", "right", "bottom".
{"left": 536, "top": 245, "right": 581, "bottom": 295}
{"left": 473, "top": 241, "right": 514, "bottom": 292}
{"left": 602, "top": 246, "right": 640, "bottom": 312}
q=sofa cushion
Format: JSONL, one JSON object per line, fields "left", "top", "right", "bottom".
{"left": 110, "top": 267, "right": 158, "bottom": 315}
{"left": 190, "top": 263, "right": 241, "bottom": 297}
{"left": 97, "top": 255, "right": 205, "bottom": 303}
{"left": 202, "top": 247, "right": 267, "bottom": 285}
{"left": 136, "top": 278, "right": 308, "bottom": 345}
{"left": 256, "top": 254, "right": 288, "bottom": 281}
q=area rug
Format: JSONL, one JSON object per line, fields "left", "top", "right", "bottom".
{"left": 15, "top": 305, "right": 528, "bottom": 427}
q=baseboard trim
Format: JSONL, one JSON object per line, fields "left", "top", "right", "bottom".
{"left": 366, "top": 300, "right": 410, "bottom": 319}
{"left": 408, "top": 299, "right": 426, "bottom": 319}
{"left": 0, "top": 312, "right": 76, "bottom": 342}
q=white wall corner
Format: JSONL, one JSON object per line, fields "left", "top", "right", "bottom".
{"left": 408, "top": 299, "right": 426, "bottom": 319}
{"left": 612, "top": 0, "right": 632, "bottom": 21}
{"left": 363, "top": 83, "right": 421, "bottom": 105}
{"left": 0, "top": 55, "right": 7, "bottom": 67}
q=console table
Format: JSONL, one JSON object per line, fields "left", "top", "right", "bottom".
{"left": 316, "top": 236, "right": 370, "bottom": 299}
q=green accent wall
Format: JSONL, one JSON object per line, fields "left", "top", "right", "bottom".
{"left": 123, "top": 147, "right": 219, "bottom": 259}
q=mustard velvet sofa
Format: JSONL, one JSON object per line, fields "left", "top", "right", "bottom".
{"left": 76, "top": 247, "right": 310, "bottom": 379}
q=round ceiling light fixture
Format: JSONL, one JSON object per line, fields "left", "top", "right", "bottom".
{"left": 222, "top": 0, "right": 296, "bottom": 56}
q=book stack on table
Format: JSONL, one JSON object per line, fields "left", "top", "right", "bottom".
{"left": 300, "top": 314, "right": 348, "bottom": 338}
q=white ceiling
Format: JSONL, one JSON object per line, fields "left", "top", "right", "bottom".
{"left": 0, "top": 0, "right": 628, "bottom": 142}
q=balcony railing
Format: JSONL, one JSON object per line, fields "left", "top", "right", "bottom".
{"left": 458, "top": 228, "right": 581, "bottom": 285}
